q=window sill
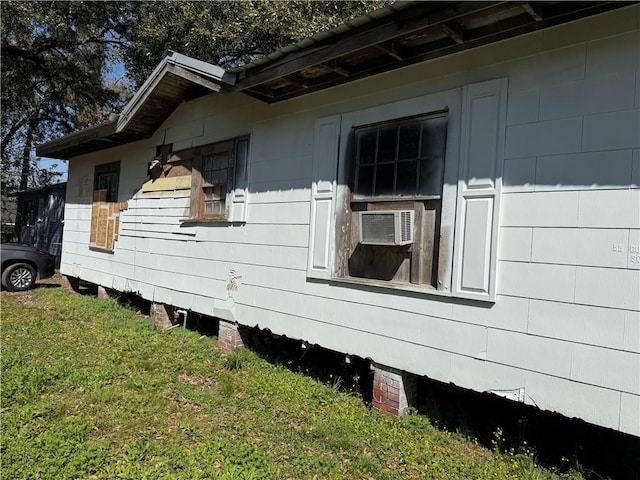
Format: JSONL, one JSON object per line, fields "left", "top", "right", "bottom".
{"left": 89, "top": 246, "right": 115, "bottom": 254}
{"left": 326, "top": 276, "right": 495, "bottom": 303}
{"left": 329, "top": 276, "right": 446, "bottom": 295}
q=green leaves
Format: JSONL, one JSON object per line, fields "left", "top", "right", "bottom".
{"left": 123, "top": 1, "right": 387, "bottom": 87}
{"left": 1, "top": 1, "right": 135, "bottom": 198}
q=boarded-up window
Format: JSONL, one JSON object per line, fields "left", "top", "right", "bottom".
{"left": 90, "top": 162, "right": 125, "bottom": 251}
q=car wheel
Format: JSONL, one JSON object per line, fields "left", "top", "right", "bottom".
{"left": 2, "top": 263, "right": 37, "bottom": 292}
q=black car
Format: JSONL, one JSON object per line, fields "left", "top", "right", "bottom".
{"left": 1, "top": 244, "right": 55, "bottom": 291}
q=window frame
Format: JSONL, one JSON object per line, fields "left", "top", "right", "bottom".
{"left": 93, "top": 161, "right": 121, "bottom": 202}
{"left": 332, "top": 89, "right": 463, "bottom": 294}
{"left": 342, "top": 111, "right": 449, "bottom": 288}
{"left": 90, "top": 161, "right": 124, "bottom": 253}
{"left": 186, "top": 135, "right": 250, "bottom": 222}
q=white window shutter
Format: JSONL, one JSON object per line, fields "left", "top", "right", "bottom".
{"left": 307, "top": 115, "right": 341, "bottom": 279}
{"left": 229, "top": 136, "right": 250, "bottom": 222}
{"left": 452, "top": 78, "right": 507, "bottom": 301}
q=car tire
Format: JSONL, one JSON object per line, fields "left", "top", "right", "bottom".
{"left": 2, "top": 263, "right": 37, "bottom": 292}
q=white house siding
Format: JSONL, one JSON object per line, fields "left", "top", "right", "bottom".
{"left": 61, "top": 6, "right": 640, "bottom": 435}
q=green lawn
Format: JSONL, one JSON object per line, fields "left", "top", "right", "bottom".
{"left": 1, "top": 288, "right": 580, "bottom": 479}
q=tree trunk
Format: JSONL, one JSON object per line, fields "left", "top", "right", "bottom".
{"left": 14, "top": 117, "right": 37, "bottom": 239}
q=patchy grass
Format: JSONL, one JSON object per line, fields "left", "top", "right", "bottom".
{"left": 1, "top": 288, "right": 581, "bottom": 479}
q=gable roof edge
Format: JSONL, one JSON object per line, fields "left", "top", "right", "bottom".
{"left": 116, "top": 51, "right": 235, "bottom": 133}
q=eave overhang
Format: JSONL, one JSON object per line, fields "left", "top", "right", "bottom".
{"left": 38, "top": 2, "right": 634, "bottom": 159}
{"left": 37, "top": 52, "right": 236, "bottom": 159}
{"left": 232, "top": 1, "right": 633, "bottom": 103}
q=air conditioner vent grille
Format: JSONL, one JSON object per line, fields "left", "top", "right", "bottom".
{"left": 359, "top": 210, "right": 414, "bottom": 246}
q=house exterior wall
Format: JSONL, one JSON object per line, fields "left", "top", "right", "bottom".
{"left": 61, "top": 7, "right": 640, "bottom": 435}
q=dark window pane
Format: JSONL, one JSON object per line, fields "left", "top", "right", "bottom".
{"left": 396, "top": 161, "right": 417, "bottom": 196}
{"left": 418, "top": 156, "right": 444, "bottom": 195}
{"left": 356, "top": 165, "right": 374, "bottom": 196}
{"left": 357, "top": 130, "right": 377, "bottom": 165}
{"left": 398, "top": 123, "right": 420, "bottom": 160}
{"left": 212, "top": 155, "right": 227, "bottom": 170}
{"left": 235, "top": 138, "right": 249, "bottom": 189}
{"left": 378, "top": 125, "right": 398, "bottom": 163}
{"left": 351, "top": 112, "right": 447, "bottom": 199}
{"left": 375, "top": 163, "right": 394, "bottom": 196}
{"left": 421, "top": 116, "right": 447, "bottom": 157}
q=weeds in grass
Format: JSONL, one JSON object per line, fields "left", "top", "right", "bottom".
{"left": 1, "top": 288, "right": 582, "bottom": 479}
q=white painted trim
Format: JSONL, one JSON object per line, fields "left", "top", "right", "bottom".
{"left": 452, "top": 78, "right": 508, "bottom": 302}
{"left": 307, "top": 115, "right": 342, "bottom": 279}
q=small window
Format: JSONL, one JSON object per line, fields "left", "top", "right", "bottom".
{"left": 344, "top": 111, "right": 448, "bottom": 287}
{"left": 94, "top": 161, "right": 120, "bottom": 202}
{"left": 90, "top": 161, "right": 124, "bottom": 252}
{"left": 189, "top": 136, "right": 249, "bottom": 221}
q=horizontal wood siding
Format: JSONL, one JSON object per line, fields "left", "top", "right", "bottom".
{"left": 60, "top": 6, "right": 640, "bottom": 436}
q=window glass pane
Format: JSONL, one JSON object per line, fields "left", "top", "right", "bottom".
{"left": 418, "top": 156, "right": 444, "bottom": 195}
{"left": 357, "top": 130, "right": 377, "bottom": 165}
{"left": 97, "top": 172, "right": 118, "bottom": 201}
{"left": 375, "top": 163, "right": 394, "bottom": 196}
{"left": 213, "top": 155, "right": 228, "bottom": 170}
{"left": 378, "top": 125, "right": 397, "bottom": 163}
{"left": 356, "top": 165, "right": 374, "bottom": 196}
{"left": 204, "top": 156, "right": 213, "bottom": 171}
{"left": 398, "top": 123, "right": 420, "bottom": 160}
{"left": 396, "top": 160, "right": 417, "bottom": 195}
{"left": 421, "top": 115, "right": 447, "bottom": 157}
{"left": 352, "top": 112, "right": 447, "bottom": 198}
{"left": 235, "top": 138, "right": 249, "bottom": 189}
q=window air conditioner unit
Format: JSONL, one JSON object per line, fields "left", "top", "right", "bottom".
{"left": 359, "top": 210, "right": 414, "bottom": 246}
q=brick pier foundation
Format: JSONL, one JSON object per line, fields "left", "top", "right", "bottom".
{"left": 97, "top": 286, "right": 110, "bottom": 299}
{"left": 372, "top": 363, "right": 417, "bottom": 417}
{"left": 60, "top": 275, "right": 80, "bottom": 294}
{"left": 218, "top": 320, "right": 245, "bottom": 353}
{"left": 151, "top": 303, "right": 177, "bottom": 329}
